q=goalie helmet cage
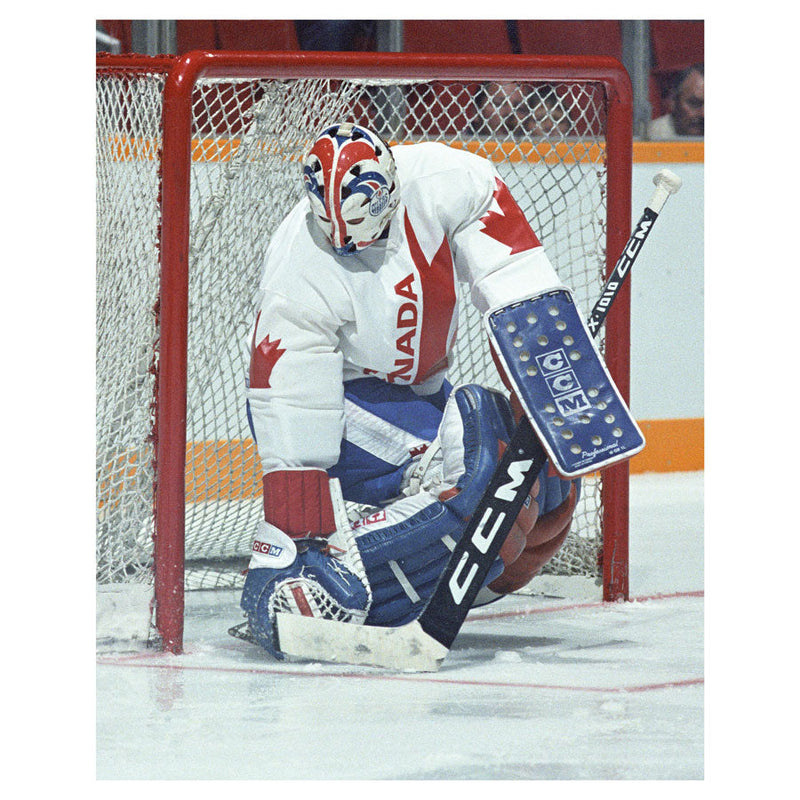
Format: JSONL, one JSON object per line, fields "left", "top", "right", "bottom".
{"left": 96, "top": 51, "right": 634, "bottom": 654}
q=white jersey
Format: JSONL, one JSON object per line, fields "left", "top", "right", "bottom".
{"left": 247, "top": 142, "right": 563, "bottom": 474}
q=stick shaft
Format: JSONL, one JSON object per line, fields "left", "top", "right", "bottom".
{"left": 587, "top": 206, "right": 657, "bottom": 335}
{"left": 418, "top": 170, "right": 681, "bottom": 650}
{"left": 587, "top": 171, "right": 680, "bottom": 335}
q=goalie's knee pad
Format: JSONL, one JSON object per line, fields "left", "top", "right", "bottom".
{"left": 354, "top": 384, "right": 513, "bottom": 626}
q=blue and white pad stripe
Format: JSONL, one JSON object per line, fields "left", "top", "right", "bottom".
{"left": 486, "top": 289, "right": 644, "bottom": 477}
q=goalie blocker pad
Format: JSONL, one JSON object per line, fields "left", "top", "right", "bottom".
{"left": 486, "top": 289, "right": 644, "bottom": 477}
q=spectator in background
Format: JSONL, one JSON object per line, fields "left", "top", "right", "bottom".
{"left": 527, "top": 86, "right": 570, "bottom": 137}
{"left": 295, "top": 20, "right": 376, "bottom": 51}
{"left": 648, "top": 64, "right": 704, "bottom": 139}
{"left": 469, "top": 82, "right": 570, "bottom": 139}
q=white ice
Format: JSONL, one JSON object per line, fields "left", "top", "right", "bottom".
{"left": 93, "top": 470, "right": 715, "bottom": 781}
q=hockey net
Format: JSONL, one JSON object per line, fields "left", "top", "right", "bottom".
{"left": 96, "top": 53, "right": 632, "bottom": 649}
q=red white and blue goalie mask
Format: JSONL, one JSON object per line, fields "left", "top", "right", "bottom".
{"left": 302, "top": 123, "right": 400, "bottom": 256}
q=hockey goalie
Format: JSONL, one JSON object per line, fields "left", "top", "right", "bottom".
{"left": 237, "top": 122, "right": 621, "bottom": 658}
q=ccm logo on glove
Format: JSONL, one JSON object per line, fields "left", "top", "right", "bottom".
{"left": 252, "top": 541, "right": 285, "bottom": 558}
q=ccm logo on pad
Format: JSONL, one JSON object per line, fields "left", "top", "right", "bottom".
{"left": 537, "top": 348, "right": 591, "bottom": 417}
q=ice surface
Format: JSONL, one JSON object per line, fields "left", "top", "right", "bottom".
{"left": 96, "top": 471, "right": 707, "bottom": 781}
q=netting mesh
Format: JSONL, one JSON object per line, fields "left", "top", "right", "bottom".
{"left": 96, "top": 69, "right": 165, "bottom": 586}
{"left": 97, "top": 67, "right": 612, "bottom": 597}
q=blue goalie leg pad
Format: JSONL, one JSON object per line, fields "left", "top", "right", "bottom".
{"left": 442, "top": 385, "right": 517, "bottom": 521}
{"left": 486, "top": 289, "right": 645, "bottom": 477}
{"left": 367, "top": 552, "right": 505, "bottom": 627}
{"left": 355, "top": 385, "right": 515, "bottom": 568}
{"left": 354, "top": 384, "right": 514, "bottom": 627}
{"left": 537, "top": 467, "right": 581, "bottom": 515}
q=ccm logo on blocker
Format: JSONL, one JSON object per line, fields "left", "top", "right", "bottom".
{"left": 537, "top": 348, "right": 591, "bottom": 417}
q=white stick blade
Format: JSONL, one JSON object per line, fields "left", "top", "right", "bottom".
{"left": 275, "top": 614, "right": 449, "bottom": 672}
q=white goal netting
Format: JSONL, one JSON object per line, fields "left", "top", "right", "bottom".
{"left": 97, "top": 60, "right": 620, "bottom": 641}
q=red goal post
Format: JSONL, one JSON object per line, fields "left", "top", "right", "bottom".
{"left": 96, "top": 51, "right": 634, "bottom": 654}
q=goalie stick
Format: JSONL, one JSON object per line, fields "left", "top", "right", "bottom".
{"left": 275, "top": 169, "right": 683, "bottom": 671}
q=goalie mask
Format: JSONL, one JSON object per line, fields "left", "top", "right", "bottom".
{"left": 302, "top": 122, "right": 400, "bottom": 256}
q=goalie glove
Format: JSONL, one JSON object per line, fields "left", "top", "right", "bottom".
{"left": 240, "top": 521, "right": 370, "bottom": 657}
{"left": 239, "top": 470, "right": 372, "bottom": 659}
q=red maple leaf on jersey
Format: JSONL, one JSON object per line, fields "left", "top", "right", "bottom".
{"left": 479, "top": 178, "right": 541, "bottom": 255}
{"left": 250, "top": 321, "right": 286, "bottom": 389}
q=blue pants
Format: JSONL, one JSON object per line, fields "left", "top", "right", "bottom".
{"left": 247, "top": 376, "right": 577, "bottom": 513}
{"left": 330, "top": 378, "right": 451, "bottom": 506}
